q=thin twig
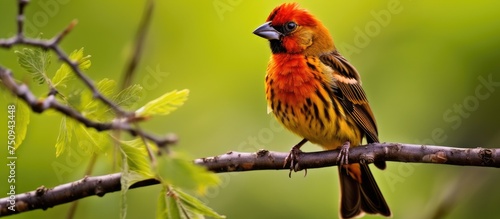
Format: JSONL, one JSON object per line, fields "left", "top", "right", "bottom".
{"left": 0, "top": 68, "right": 177, "bottom": 147}
{"left": 16, "top": 0, "right": 28, "bottom": 36}
{"left": 121, "top": 0, "right": 154, "bottom": 89}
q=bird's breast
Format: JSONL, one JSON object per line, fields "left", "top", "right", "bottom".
{"left": 266, "top": 54, "right": 320, "bottom": 105}
{"left": 265, "top": 54, "right": 352, "bottom": 147}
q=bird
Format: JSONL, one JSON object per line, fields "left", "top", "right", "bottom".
{"left": 253, "top": 3, "right": 391, "bottom": 218}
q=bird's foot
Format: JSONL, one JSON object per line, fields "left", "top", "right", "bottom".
{"left": 284, "top": 139, "right": 308, "bottom": 177}
{"left": 337, "top": 141, "right": 351, "bottom": 167}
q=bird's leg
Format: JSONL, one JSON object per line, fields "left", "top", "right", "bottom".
{"left": 284, "top": 138, "right": 308, "bottom": 177}
{"left": 337, "top": 141, "right": 351, "bottom": 167}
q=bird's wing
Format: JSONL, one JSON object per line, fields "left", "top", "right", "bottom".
{"left": 319, "top": 51, "right": 379, "bottom": 143}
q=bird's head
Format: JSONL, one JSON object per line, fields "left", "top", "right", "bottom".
{"left": 253, "top": 3, "right": 334, "bottom": 55}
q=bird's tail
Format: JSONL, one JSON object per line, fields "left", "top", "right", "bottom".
{"left": 338, "top": 163, "right": 391, "bottom": 219}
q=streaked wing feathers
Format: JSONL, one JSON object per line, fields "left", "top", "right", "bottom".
{"left": 320, "top": 51, "right": 379, "bottom": 143}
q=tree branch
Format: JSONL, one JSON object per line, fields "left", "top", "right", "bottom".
{"left": 0, "top": 143, "right": 498, "bottom": 216}
{"left": 0, "top": 173, "right": 160, "bottom": 216}
{"left": 194, "top": 142, "right": 499, "bottom": 172}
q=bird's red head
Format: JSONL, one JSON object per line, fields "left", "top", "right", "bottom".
{"left": 266, "top": 3, "right": 317, "bottom": 28}
{"left": 253, "top": 3, "right": 334, "bottom": 55}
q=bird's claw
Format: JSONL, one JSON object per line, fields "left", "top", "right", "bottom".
{"left": 337, "top": 141, "right": 351, "bottom": 167}
{"left": 284, "top": 146, "right": 307, "bottom": 177}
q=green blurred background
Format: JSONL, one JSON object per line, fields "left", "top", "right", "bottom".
{"left": 1, "top": 0, "right": 500, "bottom": 218}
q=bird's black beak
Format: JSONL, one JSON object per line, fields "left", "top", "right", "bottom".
{"left": 253, "top": 21, "right": 282, "bottom": 40}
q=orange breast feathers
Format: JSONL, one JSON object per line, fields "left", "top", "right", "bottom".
{"left": 266, "top": 54, "right": 324, "bottom": 105}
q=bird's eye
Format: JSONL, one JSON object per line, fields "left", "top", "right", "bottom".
{"left": 284, "top": 21, "right": 297, "bottom": 33}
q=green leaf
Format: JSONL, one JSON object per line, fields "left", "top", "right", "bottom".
{"left": 136, "top": 89, "right": 189, "bottom": 118}
{"left": 78, "top": 89, "right": 96, "bottom": 114}
{"left": 120, "top": 138, "right": 156, "bottom": 219}
{"left": 157, "top": 153, "right": 219, "bottom": 195}
{"left": 79, "top": 78, "right": 116, "bottom": 120}
{"left": 175, "top": 188, "right": 225, "bottom": 219}
{"left": 157, "top": 186, "right": 181, "bottom": 219}
{"left": 113, "top": 84, "right": 143, "bottom": 109}
{"left": 80, "top": 78, "right": 116, "bottom": 107}
{"left": 52, "top": 47, "right": 91, "bottom": 88}
{"left": 14, "top": 100, "right": 30, "bottom": 150}
{"left": 167, "top": 192, "right": 182, "bottom": 219}
{"left": 73, "top": 122, "right": 106, "bottom": 154}
{"left": 95, "top": 78, "right": 117, "bottom": 97}
{"left": 55, "top": 116, "right": 74, "bottom": 157}
{"left": 157, "top": 187, "right": 168, "bottom": 219}
{"left": 120, "top": 138, "right": 155, "bottom": 184}
{"left": 120, "top": 154, "right": 130, "bottom": 219}
{"left": 15, "top": 48, "right": 51, "bottom": 84}
{"left": 157, "top": 186, "right": 225, "bottom": 219}
{"left": 121, "top": 166, "right": 154, "bottom": 219}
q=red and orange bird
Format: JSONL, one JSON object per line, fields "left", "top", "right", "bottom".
{"left": 253, "top": 3, "right": 391, "bottom": 219}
